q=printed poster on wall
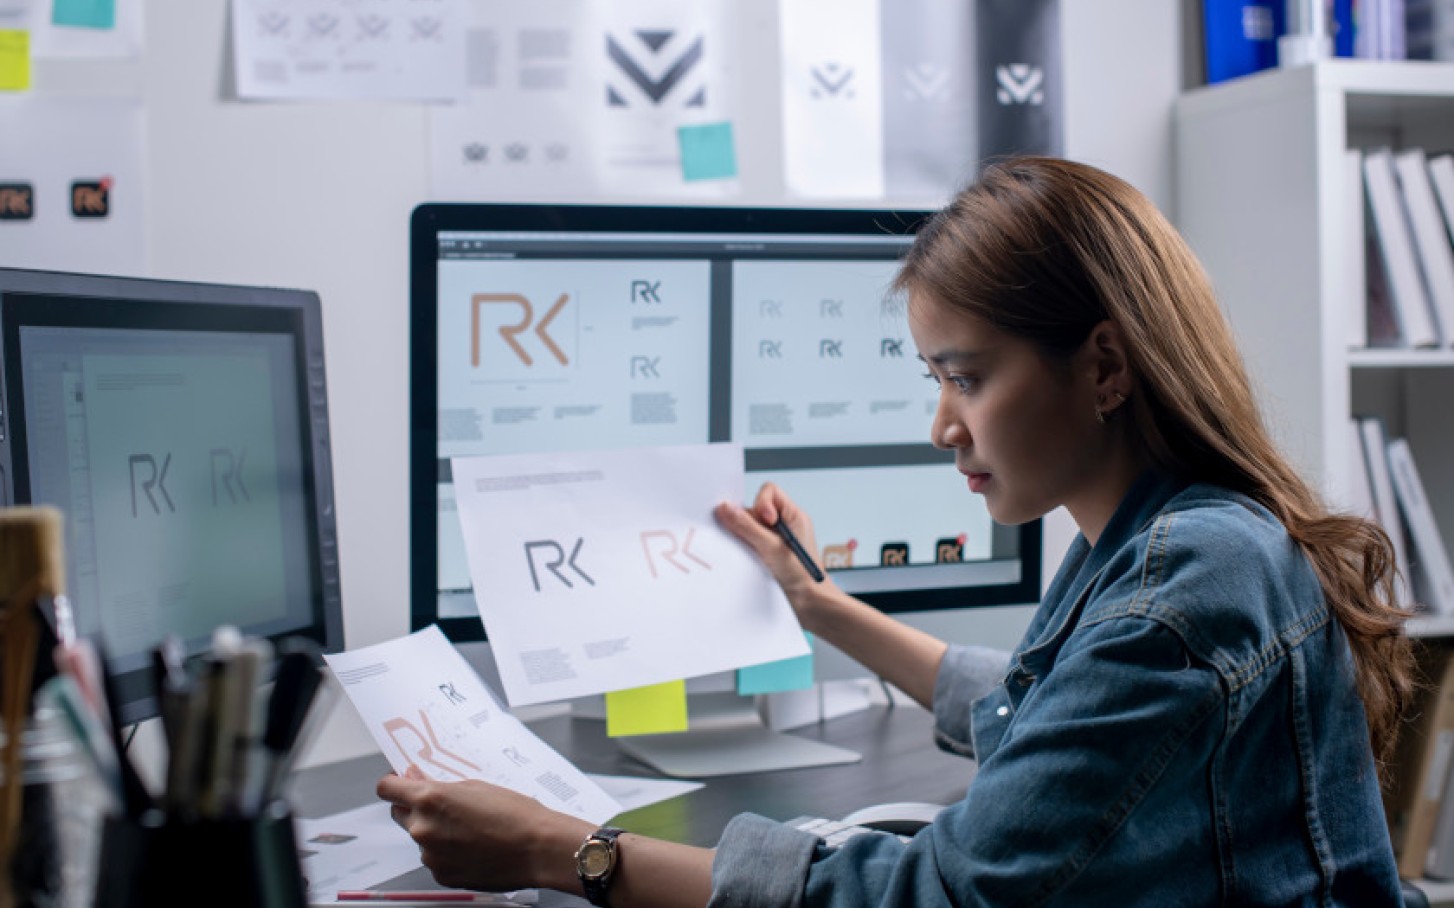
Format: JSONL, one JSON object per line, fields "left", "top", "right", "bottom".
{"left": 231, "top": 0, "right": 465, "bottom": 101}
{"left": 0, "top": 97, "right": 146, "bottom": 275}
{"left": 0, "top": 0, "right": 144, "bottom": 59}
{"left": 428, "top": 0, "right": 739, "bottom": 200}
{"left": 779, "top": 0, "right": 1062, "bottom": 201}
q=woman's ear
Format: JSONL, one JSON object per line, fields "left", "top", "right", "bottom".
{"left": 1083, "top": 319, "right": 1133, "bottom": 405}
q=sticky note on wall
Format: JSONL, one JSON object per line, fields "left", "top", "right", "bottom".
{"left": 53, "top": 0, "right": 116, "bottom": 29}
{"left": 0, "top": 31, "right": 30, "bottom": 92}
{"left": 605, "top": 679, "right": 689, "bottom": 737}
{"left": 677, "top": 122, "right": 737, "bottom": 181}
{"left": 737, "top": 633, "right": 815, "bottom": 695}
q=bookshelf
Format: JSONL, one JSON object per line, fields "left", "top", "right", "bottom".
{"left": 1176, "top": 59, "right": 1454, "bottom": 904}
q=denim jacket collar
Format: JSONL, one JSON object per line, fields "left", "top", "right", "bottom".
{"left": 1016, "top": 470, "right": 1188, "bottom": 668}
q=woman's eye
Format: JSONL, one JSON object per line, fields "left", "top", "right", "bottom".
{"left": 921, "top": 371, "right": 941, "bottom": 387}
{"left": 949, "top": 375, "right": 978, "bottom": 393}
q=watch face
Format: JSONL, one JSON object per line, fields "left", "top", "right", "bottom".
{"left": 579, "top": 840, "right": 614, "bottom": 878}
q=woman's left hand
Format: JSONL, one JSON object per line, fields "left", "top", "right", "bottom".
{"left": 377, "top": 767, "right": 593, "bottom": 893}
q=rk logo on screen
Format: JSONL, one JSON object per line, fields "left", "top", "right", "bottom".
{"left": 470, "top": 292, "right": 574, "bottom": 374}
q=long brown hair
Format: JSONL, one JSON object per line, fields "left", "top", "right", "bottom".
{"left": 894, "top": 156, "right": 1412, "bottom": 773}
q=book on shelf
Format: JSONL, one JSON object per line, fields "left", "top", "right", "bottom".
{"left": 1357, "top": 417, "right": 1413, "bottom": 606}
{"left": 1344, "top": 418, "right": 1377, "bottom": 519}
{"left": 1426, "top": 734, "right": 1454, "bottom": 880}
{"left": 1346, "top": 148, "right": 1370, "bottom": 349}
{"left": 1431, "top": 155, "right": 1454, "bottom": 244}
{"left": 1365, "top": 148, "right": 1438, "bottom": 348}
{"left": 1395, "top": 149, "right": 1454, "bottom": 345}
{"left": 1387, "top": 438, "right": 1454, "bottom": 616}
{"left": 1387, "top": 642, "right": 1454, "bottom": 879}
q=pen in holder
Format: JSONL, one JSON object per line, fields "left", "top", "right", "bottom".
{"left": 93, "top": 800, "right": 307, "bottom": 908}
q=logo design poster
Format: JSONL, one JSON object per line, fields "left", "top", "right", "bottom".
{"left": 429, "top": 0, "right": 739, "bottom": 200}
{"left": 779, "top": 0, "right": 1062, "bottom": 200}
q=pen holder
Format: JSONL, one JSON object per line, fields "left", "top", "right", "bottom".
{"left": 92, "top": 801, "right": 307, "bottom": 908}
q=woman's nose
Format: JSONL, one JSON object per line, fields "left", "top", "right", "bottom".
{"left": 930, "top": 397, "right": 968, "bottom": 450}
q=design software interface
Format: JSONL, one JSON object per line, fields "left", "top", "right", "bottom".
{"left": 430, "top": 227, "right": 1024, "bottom": 624}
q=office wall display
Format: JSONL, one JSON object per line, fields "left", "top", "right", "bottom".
{"left": 0, "top": 97, "right": 145, "bottom": 275}
{"left": 231, "top": 0, "right": 465, "bottom": 101}
{"left": 0, "top": 0, "right": 143, "bottom": 60}
{"left": 779, "top": 0, "right": 1063, "bottom": 200}
{"left": 429, "top": 0, "right": 739, "bottom": 200}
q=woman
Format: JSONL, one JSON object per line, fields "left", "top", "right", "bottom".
{"left": 379, "top": 157, "right": 1413, "bottom": 906}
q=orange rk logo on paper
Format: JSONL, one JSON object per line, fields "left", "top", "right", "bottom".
{"left": 471, "top": 292, "right": 571, "bottom": 368}
{"left": 640, "top": 528, "right": 711, "bottom": 578}
{"left": 383, "top": 710, "right": 481, "bottom": 781}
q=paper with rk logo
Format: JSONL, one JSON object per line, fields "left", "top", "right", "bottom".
{"left": 324, "top": 625, "right": 621, "bottom": 823}
{"left": 452, "top": 443, "right": 810, "bottom": 706}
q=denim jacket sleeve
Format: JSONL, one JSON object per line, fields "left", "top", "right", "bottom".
{"left": 709, "top": 615, "right": 1224, "bottom": 908}
{"left": 930, "top": 644, "right": 1012, "bottom": 759}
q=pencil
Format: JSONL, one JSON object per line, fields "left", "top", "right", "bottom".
{"left": 773, "top": 519, "right": 825, "bottom": 583}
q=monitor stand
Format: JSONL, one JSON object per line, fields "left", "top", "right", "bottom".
{"left": 608, "top": 691, "right": 861, "bottom": 778}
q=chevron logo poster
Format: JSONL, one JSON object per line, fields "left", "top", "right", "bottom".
{"left": 809, "top": 62, "right": 855, "bottom": 99}
{"left": 903, "top": 63, "right": 949, "bottom": 101}
{"left": 605, "top": 30, "right": 706, "bottom": 107}
{"left": 995, "top": 64, "right": 1044, "bottom": 105}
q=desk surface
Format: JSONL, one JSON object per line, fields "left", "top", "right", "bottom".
{"left": 291, "top": 702, "right": 974, "bottom": 851}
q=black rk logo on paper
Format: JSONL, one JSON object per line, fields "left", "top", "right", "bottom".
{"left": 605, "top": 30, "right": 705, "bottom": 107}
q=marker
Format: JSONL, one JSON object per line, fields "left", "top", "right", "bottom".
{"left": 333, "top": 894, "right": 517, "bottom": 904}
{"left": 773, "top": 518, "right": 824, "bottom": 583}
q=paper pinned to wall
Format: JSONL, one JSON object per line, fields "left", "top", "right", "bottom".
{"left": 428, "top": 0, "right": 740, "bottom": 200}
{"left": 0, "top": 29, "right": 27, "bottom": 89}
{"left": 231, "top": 0, "right": 466, "bottom": 102}
{"left": 0, "top": 0, "right": 144, "bottom": 60}
{"left": 779, "top": 0, "right": 1062, "bottom": 201}
{"left": 0, "top": 96, "right": 145, "bottom": 274}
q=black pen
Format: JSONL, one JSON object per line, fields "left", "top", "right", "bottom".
{"left": 773, "top": 518, "right": 825, "bottom": 583}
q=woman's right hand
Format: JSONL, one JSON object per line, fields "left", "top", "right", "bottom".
{"left": 714, "top": 482, "right": 834, "bottom": 632}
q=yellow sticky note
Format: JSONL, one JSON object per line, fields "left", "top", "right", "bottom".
{"left": 605, "top": 680, "right": 688, "bottom": 737}
{"left": 0, "top": 31, "right": 30, "bottom": 92}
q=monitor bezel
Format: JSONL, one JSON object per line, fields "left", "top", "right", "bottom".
{"left": 0, "top": 267, "right": 345, "bottom": 725}
{"left": 409, "top": 203, "right": 1042, "bottom": 645}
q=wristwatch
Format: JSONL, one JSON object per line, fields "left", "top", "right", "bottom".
{"left": 575, "top": 826, "right": 625, "bottom": 907}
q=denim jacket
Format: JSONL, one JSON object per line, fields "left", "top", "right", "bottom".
{"left": 709, "top": 473, "right": 1403, "bottom": 907}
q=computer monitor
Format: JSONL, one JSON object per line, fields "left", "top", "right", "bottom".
{"left": 409, "top": 203, "right": 1042, "bottom": 663}
{"left": 0, "top": 268, "right": 345, "bottom": 726}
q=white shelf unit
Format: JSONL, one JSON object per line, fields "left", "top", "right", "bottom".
{"left": 1177, "top": 60, "right": 1454, "bottom": 905}
{"left": 1177, "top": 59, "right": 1454, "bottom": 569}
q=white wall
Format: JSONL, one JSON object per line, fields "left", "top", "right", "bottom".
{"left": 29, "top": 0, "right": 1183, "bottom": 766}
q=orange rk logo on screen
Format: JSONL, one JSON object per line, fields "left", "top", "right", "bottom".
{"left": 471, "top": 292, "right": 571, "bottom": 367}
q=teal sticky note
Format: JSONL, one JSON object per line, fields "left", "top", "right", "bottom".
{"left": 53, "top": 0, "right": 116, "bottom": 29}
{"left": 677, "top": 122, "right": 737, "bottom": 182}
{"left": 737, "top": 633, "right": 814, "bottom": 695}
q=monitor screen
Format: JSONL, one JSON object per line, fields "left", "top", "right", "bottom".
{"left": 410, "top": 205, "right": 1041, "bottom": 645}
{"left": 0, "top": 268, "right": 344, "bottom": 725}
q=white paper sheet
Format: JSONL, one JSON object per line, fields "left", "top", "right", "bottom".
{"left": 297, "top": 801, "right": 538, "bottom": 905}
{"left": 451, "top": 443, "right": 810, "bottom": 706}
{"left": 231, "top": 0, "right": 465, "bottom": 101}
{"left": 297, "top": 802, "right": 430, "bottom": 903}
{"left": 428, "top": 0, "right": 739, "bottom": 199}
{"left": 323, "top": 626, "right": 621, "bottom": 824}
{"left": 0, "top": 96, "right": 146, "bottom": 275}
{"left": 585, "top": 773, "right": 703, "bottom": 813}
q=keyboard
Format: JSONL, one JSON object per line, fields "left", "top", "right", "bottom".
{"left": 788, "top": 816, "right": 914, "bottom": 846}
